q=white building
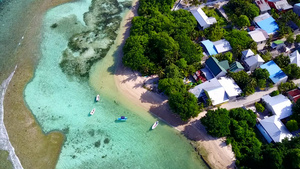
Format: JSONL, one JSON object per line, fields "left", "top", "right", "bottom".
{"left": 213, "top": 39, "right": 232, "bottom": 54}
{"left": 189, "top": 77, "right": 242, "bottom": 106}
{"left": 290, "top": 50, "right": 300, "bottom": 67}
{"left": 244, "top": 54, "right": 265, "bottom": 71}
{"left": 257, "top": 94, "right": 293, "bottom": 143}
{"left": 190, "top": 7, "right": 217, "bottom": 29}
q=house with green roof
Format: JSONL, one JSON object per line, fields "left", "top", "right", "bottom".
{"left": 204, "top": 57, "right": 228, "bottom": 78}
{"left": 271, "top": 40, "right": 285, "bottom": 50}
{"left": 229, "top": 61, "right": 244, "bottom": 72}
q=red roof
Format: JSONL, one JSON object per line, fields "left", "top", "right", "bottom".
{"left": 287, "top": 89, "right": 300, "bottom": 97}
{"left": 248, "top": 26, "right": 255, "bottom": 31}
{"left": 294, "top": 95, "right": 300, "bottom": 103}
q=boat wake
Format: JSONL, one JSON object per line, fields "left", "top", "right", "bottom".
{"left": 0, "top": 65, "right": 23, "bottom": 169}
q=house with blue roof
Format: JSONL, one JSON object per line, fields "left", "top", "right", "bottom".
{"left": 294, "top": 3, "right": 300, "bottom": 16}
{"left": 205, "top": 57, "right": 227, "bottom": 78}
{"left": 201, "top": 39, "right": 232, "bottom": 56}
{"left": 260, "top": 60, "right": 288, "bottom": 85}
{"left": 201, "top": 40, "right": 218, "bottom": 56}
{"left": 254, "top": 13, "right": 279, "bottom": 35}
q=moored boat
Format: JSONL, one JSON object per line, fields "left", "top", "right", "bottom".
{"left": 152, "top": 121, "right": 159, "bottom": 130}
{"left": 117, "top": 116, "right": 127, "bottom": 121}
{"left": 90, "top": 108, "right": 95, "bottom": 116}
{"left": 95, "top": 95, "right": 100, "bottom": 102}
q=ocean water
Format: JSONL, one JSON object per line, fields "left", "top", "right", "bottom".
{"left": 13, "top": 0, "right": 208, "bottom": 168}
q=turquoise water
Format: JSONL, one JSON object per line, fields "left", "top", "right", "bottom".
{"left": 21, "top": 0, "right": 208, "bottom": 168}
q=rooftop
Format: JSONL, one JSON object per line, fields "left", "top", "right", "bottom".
{"left": 255, "top": 0, "right": 271, "bottom": 12}
{"left": 290, "top": 50, "right": 300, "bottom": 66}
{"left": 201, "top": 40, "right": 218, "bottom": 56}
{"left": 218, "top": 77, "right": 242, "bottom": 98}
{"left": 229, "top": 61, "right": 244, "bottom": 72}
{"left": 205, "top": 57, "right": 227, "bottom": 77}
{"left": 213, "top": 39, "right": 232, "bottom": 54}
{"left": 254, "top": 13, "right": 279, "bottom": 34}
{"left": 259, "top": 115, "right": 292, "bottom": 143}
{"left": 262, "top": 94, "right": 293, "bottom": 119}
{"left": 242, "top": 49, "right": 255, "bottom": 59}
{"left": 248, "top": 29, "right": 269, "bottom": 43}
{"left": 260, "top": 61, "right": 287, "bottom": 84}
{"left": 245, "top": 54, "right": 264, "bottom": 67}
{"left": 190, "top": 7, "right": 216, "bottom": 28}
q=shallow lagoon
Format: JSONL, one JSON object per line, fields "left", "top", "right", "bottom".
{"left": 23, "top": 0, "right": 208, "bottom": 168}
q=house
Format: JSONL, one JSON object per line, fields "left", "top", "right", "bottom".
{"left": 218, "top": 77, "right": 242, "bottom": 100}
{"left": 248, "top": 29, "right": 269, "bottom": 44}
{"left": 201, "top": 40, "right": 218, "bottom": 56}
{"left": 189, "top": 77, "right": 242, "bottom": 105}
{"left": 254, "top": 13, "right": 279, "bottom": 35}
{"left": 241, "top": 49, "right": 255, "bottom": 61}
{"left": 213, "top": 39, "right": 232, "bottom": 54}
{"left": 190, "top": 7, "right": 217, "bottom": 29}
{"left": 267, "top": 0, "right": 293, "bottom": 11}
{"left": 204, "top": 57, "right": 227, "bottom": 78}
{"left": 289, "top": 50, "right": 300, "bottom": 67}
{"left": 257, "top": 94, "right": 293, "bottom": 143}
{"left": 287, "top": 89, "right": 300, "bottom": 103}
{"left": 229, "top": 61, "right": 244, "bottom": 72}
{"left": 255, "top": 0, "right": 271, "bottom": 13}
{"left": 201, "top": 39, "right": 232, "bottom": 56}
{"left": 244, "top": 54, "right": 265, "bottom": 71}
{"left": 189, "top": 78, "right": 229, "bottom": 106}
{"left": 260, "top": 60, "right": 288, "bottom": 84}
{"left": 271, "top": 40, "right": 285, "bottom": 50}
{"left": 294, "top": 3, "right": 300, "bottom": 16}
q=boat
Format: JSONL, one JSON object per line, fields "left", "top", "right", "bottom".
{"left": 117, "top": 116, "right": 127, "bottom": 121}
{"left": 89, "top": 108, "right": 95, "bottom": 116}
{"left": 95, "top": 95, "right": 100, "bottom": 102}
{"left": 152, "top": 121, "right": 159, "bottom": 129}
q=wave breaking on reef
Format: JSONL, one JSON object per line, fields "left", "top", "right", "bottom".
{"left": 0, "top": 65, "right": 23, "bottom": 169}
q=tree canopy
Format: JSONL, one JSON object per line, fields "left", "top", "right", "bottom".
{"left": 284, "top": 64, "right": 300, "bottom": 80}
{"left": 225, "top": 30, "right": 255, "bottom": 56}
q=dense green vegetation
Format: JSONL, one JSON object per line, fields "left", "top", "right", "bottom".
{"left": 201, "top": 107, "right": 300, "bottom": 168}
{"left": 123, "top": 0, "right": 205, "bottom": 120}
{"left": 228, "top": 71, "right": 257, "bottom": 96}
{"left": 201, "top": 108, "right": 261, "bottom": 167}
{"left": 291, "top": 99, "right": 300, "bottom": 127}
{"left": 278, "top": 81, "right": 297, "bottom": 93}
{"left": 274, "top": 54, "right": 290, "bottom": 68}
{"left": 284, "top": 64, "right": 300, "bottom": 80}
{"left": 223, "top": 0, "right": 259, "bottom": 26}
{"left": 274, "top": 10, "right": 300, "bottom": 37}
{"left": 225, "top": 29, "right": 256, "bottom": 56}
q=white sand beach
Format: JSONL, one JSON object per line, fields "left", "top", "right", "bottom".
{"left": 113, "top": 1, "right": 236, "bottom": 168}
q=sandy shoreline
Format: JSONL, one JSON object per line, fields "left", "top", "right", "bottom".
{"left": 3, "top": 0, "right": 71, "bottom": 168}
{"left": 113, "top": 1, "right": 235, "bottom": 168}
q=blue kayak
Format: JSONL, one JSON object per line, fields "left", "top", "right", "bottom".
{"left": 117, "top": 116, "right": 127, "bottom": 121}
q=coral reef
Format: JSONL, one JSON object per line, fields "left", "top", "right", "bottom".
{"left": 59, "top": 0, "right": 132, "bottom": 78}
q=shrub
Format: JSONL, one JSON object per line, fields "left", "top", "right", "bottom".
{"left": 270, "top": 90, "right": 280, "bottom": 97}
{"left": 286, "top": 120, "right": 298, "bottom": 132}
{"left": 255, "top": 102, "right": 265, "bottom": 113}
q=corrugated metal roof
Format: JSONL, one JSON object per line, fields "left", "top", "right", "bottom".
{"left": 260, "top": 61, "right": 287, "bottom": 84}
{"left": 201, "top": 40, "right": 218, "bottom": 56}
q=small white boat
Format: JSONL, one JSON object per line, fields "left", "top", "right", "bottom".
{"left": 95, "top": 95, "right": 100, "bottom": 102}
{"left": 152, "top": 121, "right": 159, "bottom": 130}
{"left": 90, "top": 108, "right": 95, "bottom": 116}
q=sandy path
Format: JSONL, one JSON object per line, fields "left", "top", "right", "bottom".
{"left": 113, "top": 1, "right": 235, "bottom": 168}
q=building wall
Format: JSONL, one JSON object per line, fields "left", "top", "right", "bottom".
{"left": 215, "top": 71, "right": 226, "bottom": 79}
